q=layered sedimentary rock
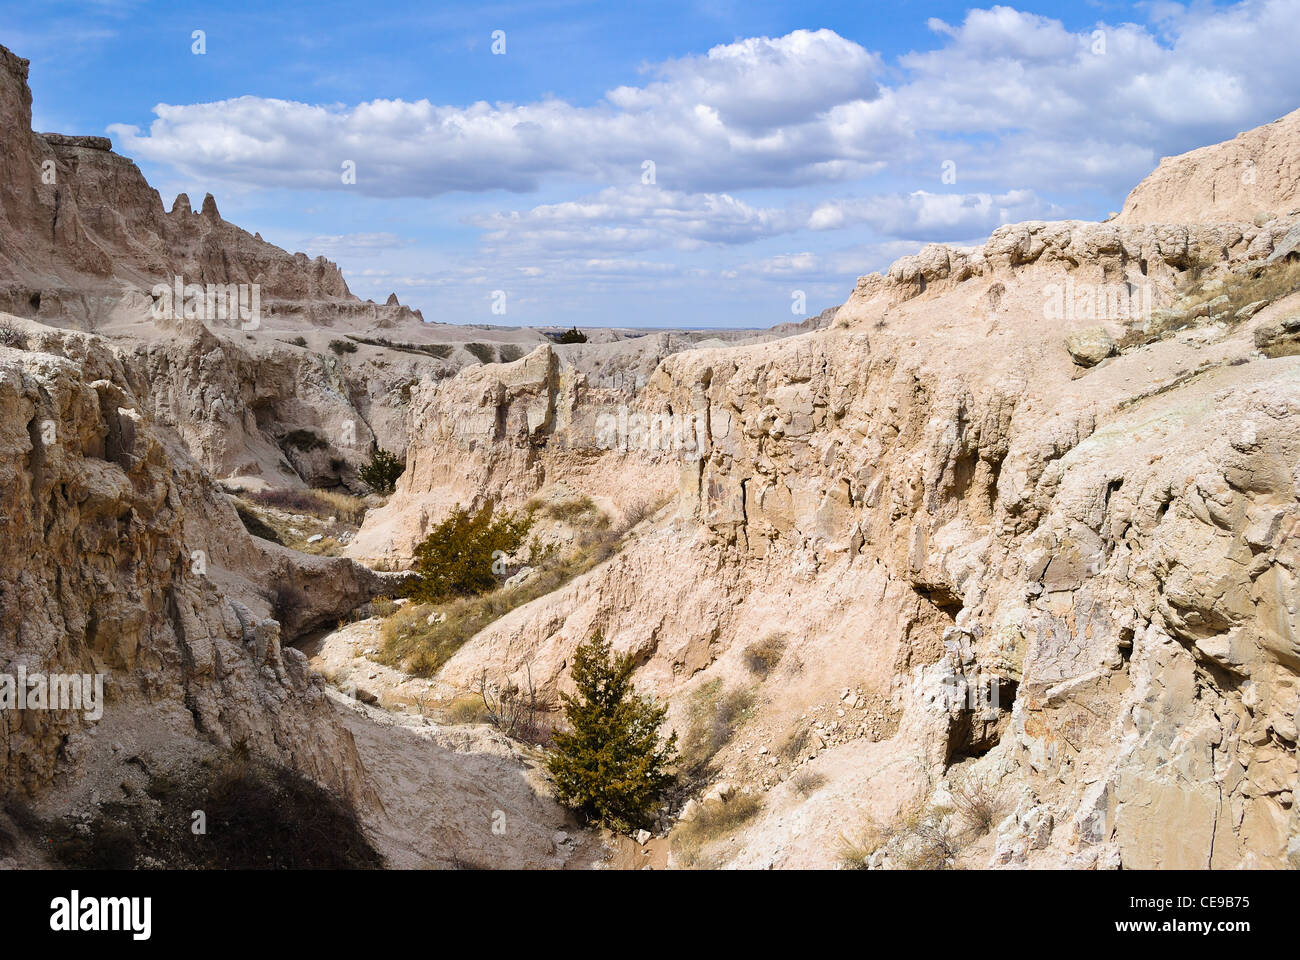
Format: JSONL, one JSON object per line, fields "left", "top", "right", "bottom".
{"left": 0, "top": 332, "right": 394, "bottom": 821}
{"left": 371, "top": 117, "right": 1300, "bottom": 868}
{"left": 2, "top": 32, "right": 1297, "bottom": 869}
{"left": 1116, "top": 106, "right": 1300, "bottom": 226}
{"left": 349, "top": 342, "right": 685, "bottom": 565}
{"left": 0, "top": 44, "right": 420, "bottom": 330}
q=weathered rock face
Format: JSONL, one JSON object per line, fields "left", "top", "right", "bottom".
{"left": 349, "top": 344, "right": 680, "bottom": 565}
{"left": 386, "top": 116, "right": 1300, "bottom": 868}
{"left": 0, "top": 43, "right": 422, "bottom": 331}
{"left": 1116, "top": 107, "right": 1300, "bottom": 226}
{"left": 0, "top": 334, "right": 391, "bottom": 815}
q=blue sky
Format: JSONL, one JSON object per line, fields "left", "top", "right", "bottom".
{"left": 4, "top": 0, "right": 1300, "bottom": 327}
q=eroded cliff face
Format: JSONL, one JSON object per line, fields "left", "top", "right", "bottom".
{"left": 376, "top": 142, "right": 1300, "bottom": 867}
{"left": 0, "top": 44, "right": 422, "bottom": 330}
{"left": 1116, "top": 106, "right": 1300, "bottom": 226}
{"left": 348, "top": 342, "right": 685, "bottom": 566}
{"left": 639, "top": 312, "right": 1299, "bottom": 868}
{"left": 0, "top": 328, "right": 397, "bottom": 829}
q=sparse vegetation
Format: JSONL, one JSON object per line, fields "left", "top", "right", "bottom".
{"left": 329, "top": 338, "right": 358, "bottom": 355}
{"left": 551, "top": 326, "right": 588, "bottom": 344}
{"left": 475, "top": 664, "right": 553, "bottom": 745}
{"left": 0, "top": 318, "right": 27, "bottom": 348}
{"left": 463, "top": 341, "right": 496, "bottom": 364}
{"left": 678, "top": 679, "right": 755, "bottom": 784}
{"left": 790, "top": 769, "right": 826, "bottom": 797}
{"left": 1131, "top": 256, "right": 1300, "bottom": 350}
{"left": 546, "top": 633, "right": 678, "bottom": 832}
{"left": 497, "top": 343, "right": 525, "bottom": 363}
{"left": 835, "top": 825, "right": 882, "bottom": 870}
{"left": 671, "top": 794, "right": 762, "bottom": 867}
{"left": 948, "top": 776, "right": 1009, "bottom": 838}
{"left": 743, "top": 632, "right": 787, "bottom": 676}
{"left": 407, "top": 503, "right": 535, "bottom": 604}
{"left": 240, "top": 487, "right": 368, "bottom": 524}
{"left": 443, "top": 694, "right": 491, "bottom": 725}
{"left": 776, "top": 719, "right": 813, "bottom": 764}
{"left": 346, "top": 335, "right": 455, "bottom": 359}
{"left": 537, "top": 494, "right": 601, "bottom": 524}
{"left": 378, "top": 498, "right": 632, "bottom": 675}
{"left": 284, "top": 335, "right": 308, "bottom": 347}
{"left": 837, "top": 803, "right": 960, "bottom": 870}
{"left": 233, "top": 494, "right": 353, "bottom": 554}
{"left": 620, "top": 495, "right": 660, "bottom": 529}
{"left": 379, "top": 602, "right": 473, "bottom": 675}
{"left": 234, "top": 502, "right": 284, "bottom": 543}
{"left": 359, "top": 447, "right": 404, "bottom": 493}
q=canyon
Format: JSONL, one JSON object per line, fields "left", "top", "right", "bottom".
{"left": 0, "top": 39, "right": 1296, "bottom": 869}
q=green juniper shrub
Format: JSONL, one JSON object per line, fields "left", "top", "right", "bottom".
{"left": 407, "top": 503, "right": 534, "bottom": 604}
{"left": 553, "top": 326, "right": 588, "bottom": 344}
{"left": 359, "top": 447, "right": 404, "bottom": 493}
{"left": 546, "top": 633, "right": 677, "bottom": 832}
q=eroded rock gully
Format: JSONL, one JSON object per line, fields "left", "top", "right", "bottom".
{"left": 356, "top": 129, "right": 1300, "bottom": 866}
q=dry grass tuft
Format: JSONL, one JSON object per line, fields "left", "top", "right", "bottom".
{"left": 743, "top": 632, "right": 787, "bottom": 676}
{"left": 671, "top": 794, "right": 762, "bottom": 868}
{"left": 790, "top": 769, "right": 826, "bottom": 798}
{"left": 776, "top": 719, "right": 813, "bottom": 764}
{"left": 947, "top": 777, "right": 1009, "bottom": 838}
{"left": 837, "top": 803, "right": 961, "bottom": 870}
{"left": 678, "top": 680, "right": 755, "bottom": 783}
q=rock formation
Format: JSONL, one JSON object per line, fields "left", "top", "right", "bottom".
{"left": 0, "top": 330, "right": 389, "bottom": 818}
{"left": 361, "top": 112, "right": 1300, "bottom": 869}
{"left": 0, "top": 46, "right": 415, "bottom": 330}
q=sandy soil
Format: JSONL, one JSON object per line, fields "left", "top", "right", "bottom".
{"left": 326, "top": 688, "right": 616, "bottom": 869}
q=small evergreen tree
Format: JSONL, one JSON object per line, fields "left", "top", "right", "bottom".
{"left": 546, "top": 633, "right": 677, "bottom": 832}
{"left": 408, "top": 503, "right": 532, "bottom": 603}
{"left": 359, "top": 447, "right": 404, "bottom": 493}
{"left": 555, "top": 326, "right": 588, "bottom": 344}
